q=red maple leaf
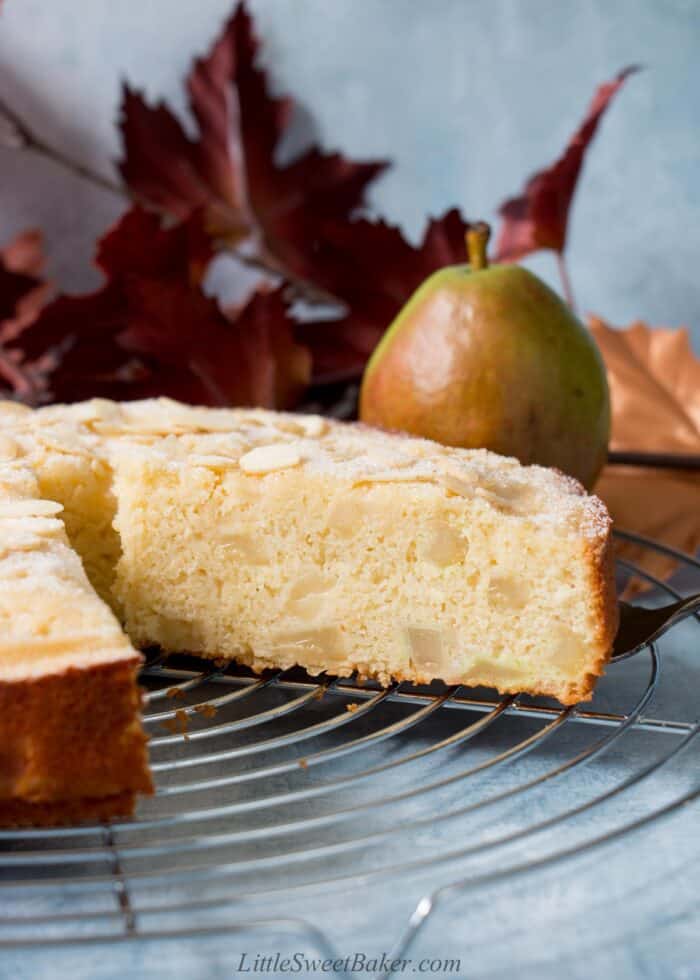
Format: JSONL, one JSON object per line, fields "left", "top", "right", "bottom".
{"left": 8, "top": 207, "right": 308, "bottom": 408}
{"left": 118, "top": 2, "right": 388, "bottom": 286}
{"left": 495, "top": 66, "right": 640, "bottom": 261}
{"left": 296, "top": 208, "right": 471, "bottom": 383}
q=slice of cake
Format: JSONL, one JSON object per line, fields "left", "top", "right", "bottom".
{"left": 104, "top": 405, "right": 616, "bottom": 706}
{"left": 0, "top": 454, "right": 152, "bottom": 826}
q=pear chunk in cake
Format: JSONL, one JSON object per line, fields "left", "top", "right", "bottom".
{"left": 103, "top": 403, "right": 617, "bottom": 706}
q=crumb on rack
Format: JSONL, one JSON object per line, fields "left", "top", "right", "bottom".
{"left": 161, "top": 708, "right": 190, "bottom": 738}
{"left": 194, "top": 702, "right": 217, "bottom": 718}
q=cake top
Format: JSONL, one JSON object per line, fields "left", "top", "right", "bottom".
{"left": 0, "top": 458, "right": 138, "bottom": 680}
{"left": 0, "top": 396, "right": 611, "bottom": 539}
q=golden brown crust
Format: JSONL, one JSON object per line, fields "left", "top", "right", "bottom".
{"left": 375, "top": 668, "right": 601, "bottom": 706}
{"left": 576, "top": 508, "right": 619, "bottom": 702}
{"left": 0, "top": 791, "right": 135, "bottom": 827}
{"left": 0, "top": 657, "right": 152, "bottom": 823}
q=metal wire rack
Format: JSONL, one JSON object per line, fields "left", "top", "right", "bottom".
{"left": 1, "top": 528, "right": 698, "bottom": 976}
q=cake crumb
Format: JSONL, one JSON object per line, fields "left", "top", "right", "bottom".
{"left": 162, "top": 708, "right": 190, "bottom": 738}
{"left": 345, "top": 702, "right": 359, "bottom": 713}
{"left": 166, "top": 686, "right": 185, "bottom": 700}
{"left": 194, "top": 702, "right": 217, "bottom": 718}
{"left": 298, "top": 757, "right": 308, "bottom": 769}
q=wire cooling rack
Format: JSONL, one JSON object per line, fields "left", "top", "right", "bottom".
{"left": 0, "top": 528, "right": 698, "bottom": 976}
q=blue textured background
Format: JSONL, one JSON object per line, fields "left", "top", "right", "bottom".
{"left": 0, "top": 0, "right": 698, "bottom": 346}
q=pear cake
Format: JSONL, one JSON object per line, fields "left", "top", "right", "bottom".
{"left": 0, "top": 397, "right": 617, "bottom": 824}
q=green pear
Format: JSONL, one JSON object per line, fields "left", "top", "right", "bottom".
{"left": 359, "top": 223, "right": 610, "bottom": 489}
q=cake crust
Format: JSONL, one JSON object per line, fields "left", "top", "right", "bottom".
{"left": 0, "top": 659, "right": 152, "bottom": 818}
{"left": 0, "top": 793, "right": 137, "bottom": 828}
{"left": 0, "top": 457, "right": 152, "bottom": 826}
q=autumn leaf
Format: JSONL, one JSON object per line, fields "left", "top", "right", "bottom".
{"left": 495, "top": 67, "right": 640, "bottom": 261}
{"left": 220, "top": 288, "right": 310, "bottom": 409}
{"left": 7, "top": 207, "right": 308, "bottom": 408}
{"left": 590, "top": 316, "right": 700, "bottom": 585}
{"left": 296, "top": 208, "right": 472, "bottom": 383}
{"left": 118, "top": 2, "right": 388, "bottom": 284}
{"left": 96, "top": 206, "right": 214, "bottom": 285}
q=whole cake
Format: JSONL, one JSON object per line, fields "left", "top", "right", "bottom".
{"left": 0, "top": 397, "right": 617, "bottom": 824}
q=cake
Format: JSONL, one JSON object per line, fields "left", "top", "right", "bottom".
{"left": 0, "top": 453, "right": 152, "bottom": 826}
{"left": 0, "top": 397, "right": 617, "bottom": 824}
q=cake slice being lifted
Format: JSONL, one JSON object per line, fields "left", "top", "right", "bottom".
{"left": 0, "top": 457, "right": 152, "bottom": 826}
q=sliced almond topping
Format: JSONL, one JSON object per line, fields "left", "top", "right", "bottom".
{"left": 70, "top": 399, "right": 121, "bottom": 425}
{"left": 298, "top": 415, "right": 327, "bottom": 438}
{"left": 0, "top": 499, "right": 63, "bottom": 518}
{"left": 239, "top": 443, "right": 302, "bottom": 474}
{"left": 440, "top": 472, "right": 477, "bottom": 497}
{"left": 0, "top": 435, "right": 20, "bottom": 460}
{"left": 189, "top": 454, "right": 238, "bottom": 470}
{"left": 353, "top": 471, "right": 433, "bottom": 486}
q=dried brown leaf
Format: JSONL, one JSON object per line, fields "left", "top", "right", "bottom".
{"left": 591, "top": 316, "right": 700, "bottom": 585}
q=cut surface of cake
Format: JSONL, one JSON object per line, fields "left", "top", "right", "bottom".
{"left": 0, "top": 455, "right": 152, "bottom": 825}
{"left": 1, "top": 397, "right": 618, "bottom": 823}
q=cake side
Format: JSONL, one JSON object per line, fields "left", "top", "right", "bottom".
{"left": 108, "top": 407, "right": 617, "bottom": 705}
{"left": 0, "top": 460, "right": 152, "bottom": 825}
{"left": 570, "top": 511, "right": 618, "bottom": 702}
{"left": 0, "top": 658, "right": 151, "bottom": 826}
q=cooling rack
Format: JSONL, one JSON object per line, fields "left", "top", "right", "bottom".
{"left": 0, "top": 528, "right": 698, "bottom": 978}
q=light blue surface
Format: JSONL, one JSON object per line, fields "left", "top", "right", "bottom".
{"left": 0, "top": 0, "right": 698, "bottom": 345}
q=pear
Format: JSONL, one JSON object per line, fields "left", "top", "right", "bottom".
{"left": 359, "top": 223, "right": 610, "bottom": 489}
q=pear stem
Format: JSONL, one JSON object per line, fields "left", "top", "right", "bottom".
{"left": 466, "top": 222, "right": 491, "bottom": 270}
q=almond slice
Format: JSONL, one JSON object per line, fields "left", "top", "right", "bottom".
{"left": 298, "top": 415, "right": 327, "bottom": 438}
{"left": 239, "top": 443, "right": 303, "bottom": 474}
{"left": 189, "top": 454, "right": 238, "bottom": 470}
{"left": 0, "top": 499, "right": 63, "bottom": 518}
{"left": 0, "top": 435, "right": 20, "bottom": 460}
{"left": 440, "top": 472, "right": 478, "bottom": 497}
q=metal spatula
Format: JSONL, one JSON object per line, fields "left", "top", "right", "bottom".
{"left": 612, "top": 593, "right": 700, "bottom": 660}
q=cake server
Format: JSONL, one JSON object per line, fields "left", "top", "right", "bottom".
{"left": 613, "top": 592, "right": 700, "bottom": 660}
